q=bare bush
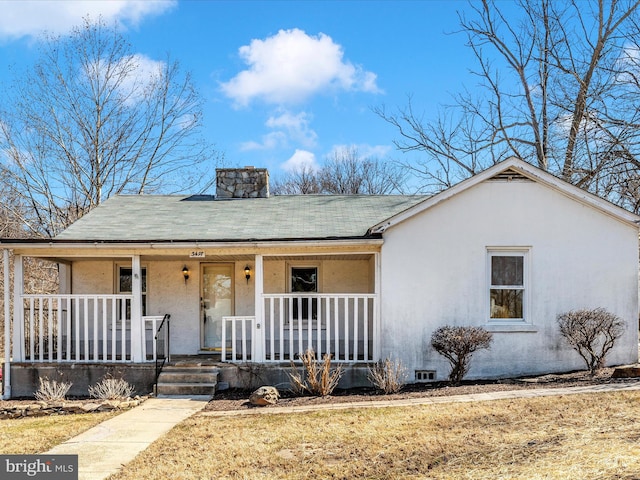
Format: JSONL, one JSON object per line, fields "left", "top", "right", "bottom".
{"left": 557, "top": 308, "right": 626, "bottom": 375}
{"left": 431, "top": 326, "right": 493, "bottom": 385}
{"left": 34, "top": 377, "right": 72, "bottom": 402}
{"left": 288, "top": 348, "right": 344, "bottom": 396}
{"left": 88, "top": 376, "right": 134, "bottom": 400}
{"left": 367, "top": 357, "right": 408, "bottom": 394}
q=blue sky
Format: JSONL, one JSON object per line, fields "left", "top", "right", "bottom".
{"left": 0, "top": 0, "right": 501, "bottom": 181}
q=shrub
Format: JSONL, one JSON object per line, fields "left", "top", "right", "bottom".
{"left": 557, "top": 308, "right": 626, "bottom": 375}
{"left": 34, "top": 377, "right": 72, "bottom": 402}
{"left": 431, "top": 326, "right": 493, "bottom": 385}
{"left": 367, "top": 357, "right": 408, "bottom": 394}
{"left": 288, "top": 348, "right": 344, "bottom": 396}
{"left": 88, "top": 376, "right": 135, "bottom": 400}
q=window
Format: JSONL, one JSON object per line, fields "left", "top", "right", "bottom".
{"left": 290, "top": 266, "right": 318, "bottom": 320}
{"left": 489, "top": 250, "right": 527, "bottom": 321}
{"left": 117, "top": 266, "right": 147, "bottom": 316}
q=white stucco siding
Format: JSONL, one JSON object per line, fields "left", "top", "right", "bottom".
{"left": 71, "top": 261, "right": 114, "bottom": 294}
{"left": 323, "top": 260, "right": 371, "bottom": 293}
{"left": 146, "top": 261, "right": 200, "bottom": 354}
{"left": 263, "top": 260, "right": 286, "bottom": 294}
{"left": 380, "top": 180, "right": 639, "bottom": 380}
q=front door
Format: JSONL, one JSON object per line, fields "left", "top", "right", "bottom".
{"left": 201, "top": 264, "right": 234, "bottom": 350}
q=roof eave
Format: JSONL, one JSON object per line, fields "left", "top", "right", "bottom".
{"left": 0, "top": 236, "right": 384, "bottom": 253}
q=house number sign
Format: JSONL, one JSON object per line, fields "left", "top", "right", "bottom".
{"left": 190, "top": 251, "right": 206, "bottom": 258}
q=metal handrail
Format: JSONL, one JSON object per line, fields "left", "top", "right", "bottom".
{"left": 154, "top": 314, "right": 170, "bottom": 386}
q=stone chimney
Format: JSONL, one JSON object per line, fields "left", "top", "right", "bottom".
{"left": 216, "top": 167, "right": 270, "bottom": 199}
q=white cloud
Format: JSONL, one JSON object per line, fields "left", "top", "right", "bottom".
{"left": 0, "top": 0, "right": 176, "bottom": 41}
{"left": 220, "top": 28, "right": 381, "bottom": 107}
{"left": 266, "top": 111, "right": 317, "bottom": 147}
{"left": 280, "top": 149, "right": 318, "bottom": 172}
{"left": 329, "top": 143, "right": 392, "bottom": 160}
{"left": 241, "top": 110, "right": 317, "bottom": 151}
{"left": 240, "top": 131, "right": 287, "bottom": 151}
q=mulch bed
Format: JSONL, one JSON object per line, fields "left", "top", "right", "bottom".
{"left": 2, "top": 367, "right": 638, "bottom": 415}
{"left": 0, "top": 396, "right": 147, "bottom": 418}
{"left": 203, "top": 367, "right": 640, "bottom": 411}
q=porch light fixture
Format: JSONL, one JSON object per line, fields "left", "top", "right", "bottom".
{"left": 182, "top": 265, "right": 190, "bottom": 284}
{"left": 244, "top": 265, "right": 251, "bottom": 284}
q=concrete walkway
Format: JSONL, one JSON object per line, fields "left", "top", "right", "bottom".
{"left": 46, "top": 395, "right": 210, "bottom": 480}
{"left": 44, "top": 381, "right": 640, "bottom": 480}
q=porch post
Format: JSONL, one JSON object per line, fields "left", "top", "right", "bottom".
{"left": 130, "top": 255, "right": 143, "bottom": 362}
{"left": 373, "top": 252, "right": 381, "bottom": 361}
{"left": 253, "top": 254, "right": 264, "bottom": 362}
{"left": 3, "top": 249, "right": 11, "bottom": 399}
{"left": 58, "top": 262, "right": 71, "bottom": 294}
{"left": 12, "top": 254, "right": 23, "bottom": 362}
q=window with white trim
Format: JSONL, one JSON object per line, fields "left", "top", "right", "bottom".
{"left": 488, "top": 250, "right": 527, "bottom": 321}
{"left": 117, "top": 265, "right": 148, "bottom": 317}
{"left": 290, "top": 266, "right": 318, "bottom": 320}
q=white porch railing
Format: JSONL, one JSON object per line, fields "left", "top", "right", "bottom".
{"left": 142, "top": 315, "right": 168, "bottom": 362}
{"left": 220, "top": 316, "right": 256, "bottom": 362}
{"left": 18, "top": 293, "right": 377, "bottom": 364}
{"left": 18, "top": 294, "right": 159, "bottom": 363}
{"left": 220, "top": 294, "right": 377, "bottom": 363}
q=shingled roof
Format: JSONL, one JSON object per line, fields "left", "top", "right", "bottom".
{"left": 55, "top": 194, "right": 429, "bottom": 242}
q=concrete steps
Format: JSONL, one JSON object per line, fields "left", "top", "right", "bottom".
{"left": 155, "top": 364, "right": 219, "bottom": 396}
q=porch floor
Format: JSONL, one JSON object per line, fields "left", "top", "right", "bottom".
{"left": 169, "top": 354, "right": 222, "bottom": 366}
{"left": 167, "top": 354, "right": 374, "bottom": 367}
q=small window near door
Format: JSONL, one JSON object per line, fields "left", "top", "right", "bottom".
{"left": 291, "top": 266, "right": 318, "bottom": 320}
{"left": 117, "top": 266, "right": 147, "bottom": 316}
{"left": 489, "top": 251, "right": 527, "bottom": 321}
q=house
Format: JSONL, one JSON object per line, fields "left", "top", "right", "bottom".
{"left": 2, "top": 158, "right": 638, "bottom": 398}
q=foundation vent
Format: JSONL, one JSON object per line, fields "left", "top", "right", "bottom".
{"left": 415, "top": 370, "right": 437, "bottom": 382}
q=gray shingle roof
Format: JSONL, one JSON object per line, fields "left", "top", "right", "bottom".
{"left": 55, "top": 194, "right": 429, "bottom": 242}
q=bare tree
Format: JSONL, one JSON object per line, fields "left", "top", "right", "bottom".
{"left": 272, "top": 147, "right": 407, "bottom": 195}
{"left": 0, "top": 184, "right": 58, "bottom": 361}
{"left": 0, "top": 17, "right": 219, "bottom": 238}
{"left": 272, "top": 164, "right": 323, "bottom": 195}
{"left": 377, "top": 0, "right": 640, "bottom": 211}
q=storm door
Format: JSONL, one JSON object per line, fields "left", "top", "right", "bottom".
{"left": 201, "top": 264, "right": 234, "bottom": 350}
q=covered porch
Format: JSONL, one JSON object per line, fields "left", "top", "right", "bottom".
{"left": 2, "top": 244, "right": 381, "bottom": 397}
{"left": 13, "top": 293, "right": 377, "bottom": 364}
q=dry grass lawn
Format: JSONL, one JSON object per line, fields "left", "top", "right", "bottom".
{"left": 109, "top": 391, "right": 640, "bottom": 480}
{"left": 0, "top": 411, "right": 117, "bottom": 454}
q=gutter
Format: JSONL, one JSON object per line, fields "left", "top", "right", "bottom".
{"left": 0, "top": 238, "right": 384, "bottom": 251}
{"left": 0, "top": 237, "right": 383, "bottom": 256}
